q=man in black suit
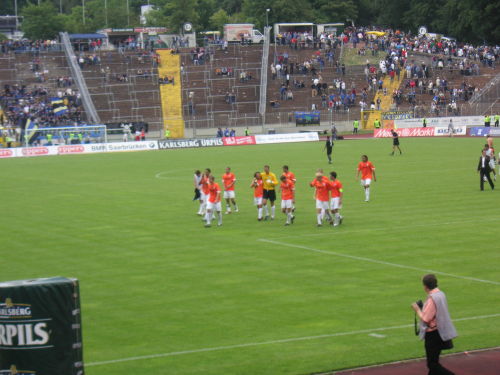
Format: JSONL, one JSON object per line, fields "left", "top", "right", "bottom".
{"left": 478, "top": 150, "right": 495, "bottom": 191}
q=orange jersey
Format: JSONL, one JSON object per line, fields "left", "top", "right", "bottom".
{"left": 310, "top": 179, "right": 331, "bottom": 201}
{"left": 253, "top": 178, "right": 264, "bottom": 198}
{"left": 330, "top": 180, "right": 343, "bottom": 198}
{"left": 282, "top": 171, "right": 296, "bottom": 183}
{"left": 208, "top": 182, "right": 221, "bottom": 203}
{"left": 358, "top": 161, "right": 375, "bottom": 179}
{"left": 280, "top": 179, "right": 294, "bottom": 200}
{"left": 201, "top": 175, "right": 210, "bottom": 194}
{"left": 222, "top": 172, "right": 236, "bottom": 191}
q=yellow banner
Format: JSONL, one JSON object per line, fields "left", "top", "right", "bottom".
{"left": 157, "top": 50, "right": 184, "bottom": 138}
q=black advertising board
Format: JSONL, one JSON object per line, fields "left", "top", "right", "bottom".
{"left": 157, "top": 138, "right": 224, "bottom": 149}
{"left": 0, "top": 277, "right": 84, "bottom": 375}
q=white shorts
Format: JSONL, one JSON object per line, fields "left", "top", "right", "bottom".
{"left": 254, "top": 197, "right": 263, "bottom": 206}
{"left": 316, "top": 200, "right": 330, "bottom": 210}
{"left": 207, "top": 201, "right": 221, "bottom": 211}
{"left": 361, "top": 179, "right": 371, "bottom": 186}
{"left": 281, "top": 199, "right": 293, "bottom": 209}
{"left": 330, "top": 197, "right": 341, "bottom": 210}
{"left": 223, "top": 190, "right": 235, "bottom": 199}
{"left": 201, "top": 192, "right": 209, "bottom": 202}
{"left": 489, "top": 160, "right": 496, "bottom": 169}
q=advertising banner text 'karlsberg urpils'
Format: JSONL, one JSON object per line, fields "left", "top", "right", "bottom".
{"left": 0, "top": 277, "right": 84, "bottom": 375}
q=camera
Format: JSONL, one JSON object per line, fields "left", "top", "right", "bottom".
{"left": 414, "top": 300, "right": 423, "bottom": 336}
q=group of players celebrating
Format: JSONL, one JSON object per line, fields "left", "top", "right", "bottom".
{"left": 193, "top": 156, "right": 376, "bottom": 228}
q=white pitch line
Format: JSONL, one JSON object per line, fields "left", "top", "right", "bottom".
{"left": 86, "top": 313, "right": 500, "bottom": 367}
{"left": 368, "top": 333, "right": 386, "bottom": 338}
{"left": 266, "top": 217, "right": 500, "bottom": 241}
{"left": 258, "top": 239, "right": 500, "bottom": 286}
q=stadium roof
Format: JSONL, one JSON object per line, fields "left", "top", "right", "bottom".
{"left": 68, "top": 33, "right": 106, "bottom": 39}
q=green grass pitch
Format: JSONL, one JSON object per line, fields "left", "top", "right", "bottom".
{"left": 2, "top": 137, "right": 499, "bottom": 375}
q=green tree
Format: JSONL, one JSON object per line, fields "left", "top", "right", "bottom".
{"left": 217, "top": 0, "right": 242, "bottom": 14}
{"left": 312, "top": 0, "right": 357, "bottom": 24}
{"left": 197, "top": 0, "right": 216, "bottom": 30}
{"left": 372, "top": 0, "right": 411, "bottom": 29}
{"left": 242, "top": 0, "right": 275, "bottom": 30}
{"left": 402, "top": 0, "right": 446, "bottom": 35}
{"left": 439, "top": 0, "right": 500, "bottom": 44}
{"left": 210, "top": 9, "right": 230, "bottom": 33}
{"left": 21, "top": 1, "right": 65, "bottom": 39}
{"left": 164, "top": 0, "right": 199, "bottom": 32}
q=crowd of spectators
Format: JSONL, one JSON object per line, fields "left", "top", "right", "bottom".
{"left": 0, "top": 84, "right": 83, "bottom": 140}
{"left": 216, "top": 127, "right": 236, "bottom": 137}
{"left": 267, "top": 25, "right": 498, "bottom": 115}
{"left": 190, "top": 47, "right": 209, "bottom": 65}
{"left": 275, "top": 31, "right": 341, "bottom": 51}
{"left": 0, "top": 39, "right": 60, "bottom": 54}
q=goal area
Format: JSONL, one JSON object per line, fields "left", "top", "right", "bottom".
{"left": 24, "top": 125, "right": 107, "bottom": 146}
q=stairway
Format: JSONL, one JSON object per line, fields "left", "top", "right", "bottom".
{"left": 365, "top": 73, "right": 404, "bottom": 129}
{"left": 157, "top": 50, "right": 184, "bottom": 138}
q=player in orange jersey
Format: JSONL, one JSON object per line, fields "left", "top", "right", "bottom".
{"left": 200, "top": 168, "right": 211, "bottom": 215}
{"left": 251, "top": 172, "right": 264, "bottom": 221}
{"left": 310, "top": 172, "right": 333, "bottom": 226}
{"left": 282, "top": 165, "right": 297, "bottom": 211}
{"left": 205, "top": 175, "right": 222, "bottom": 227}
{"left": 280, "top": 175, "right": 295, "bottom": 225}
{"left": 356, "top": 155, "right": 376, "bottom": 202}
{"left": 329, "top": 171, "right": 344, "bottom": 226}
{"left": 222, "top": 166, "right": 239, "bottom": 214}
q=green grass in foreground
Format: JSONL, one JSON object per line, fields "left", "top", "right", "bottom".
{"left": 1, "top": 137, "right": 499, "bottom": 375}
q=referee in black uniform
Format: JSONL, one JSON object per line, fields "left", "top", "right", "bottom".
{"left": 324, "top": 136, "right": 333, "bottom": 164}
{"left": 391, "top": 129, "right": 402, "bottom": 155}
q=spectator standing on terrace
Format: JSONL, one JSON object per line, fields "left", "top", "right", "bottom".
{"left": 495, "top": 114, "right": 499, "bottom": 127}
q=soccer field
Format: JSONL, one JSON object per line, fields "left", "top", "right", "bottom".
{"left": 2, "top": 137, "right": 499, "bottom": 375}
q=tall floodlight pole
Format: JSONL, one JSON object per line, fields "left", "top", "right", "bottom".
{"left": 266, "top": 8, "right": 270, "bottom": 28}
{"left": 126, "top": 0, "right": 130, "bottom": 26}
{"left": 60, "top": 0, "right": 63, "bottom": 13}
{"left": 105, "top": 0, "right": 108, "bottom": 27}
{"left": 14, "top": 0, "right": 18, "bottom": 30}
{"left": 82, "top": 0, "right": 86, "bottom": 25}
